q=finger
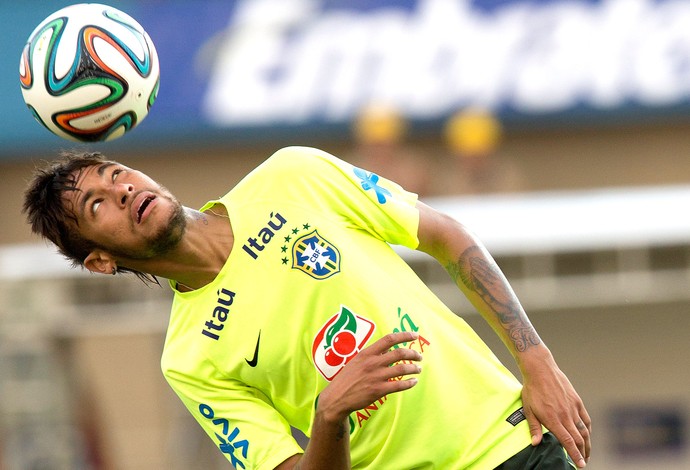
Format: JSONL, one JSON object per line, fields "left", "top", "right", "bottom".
{"left": 576, "top": 415, "right": 592, "bottom": 461}
{"left": 351, "top": 364, "right": 421, "bottom": 404}
{"left": 380, "top": 345, "right": 423, "bottom": 365}
{"left": 366, "top": 332, "right": 419, "bottom": 355}
{"left": 580, "top": 406, "right": 593, "bottom": 440}
{"left": 554, "top": 424, "right": 587, "bottom": 469}
{"left": 575, "top": 420, "right": 591, "bottom": 462}
{"left": 574, "top": 402, "right": 592, "bottom": 461}
{"left": 383, "top": 376, "right": 419, "bottom": 394}
{"left": 385, "top": 360, "right": 422, "bottom": 380}
{"left": 521, "top": 404, "right": 543, "bottom": 446}
{"left": 579, "top": 405, "right": 592, "bottom": 433}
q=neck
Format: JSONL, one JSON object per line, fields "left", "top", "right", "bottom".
{"left": 124, "top": 206, "right": 234, "bottom": 290}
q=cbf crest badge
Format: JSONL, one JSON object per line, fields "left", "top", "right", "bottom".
{"left": 292, "top": 230, "right": 340, "bottom": 279}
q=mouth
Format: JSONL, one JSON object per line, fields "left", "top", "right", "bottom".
{"left": 135, "top": 194, "right": 157, "bottom": 224}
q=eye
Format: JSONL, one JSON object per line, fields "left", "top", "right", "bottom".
{"left": 92, "top": 199, "right": 103, "bottom": 215}
{"left": 112, "top": 169, "right": 123, "bottom": 182}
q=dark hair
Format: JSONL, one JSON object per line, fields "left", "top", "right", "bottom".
{"left": 23, "top": 151, "right": 159, "bottom": 285}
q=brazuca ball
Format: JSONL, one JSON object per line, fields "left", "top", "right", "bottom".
{"left": 19, "top": 3, "right": 160, "bottom": 142}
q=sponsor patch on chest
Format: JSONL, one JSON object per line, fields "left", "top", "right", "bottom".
{"left": 311, "top": 305, "right": 375, "bottom": 381}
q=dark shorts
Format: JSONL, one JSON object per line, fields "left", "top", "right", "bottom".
{"left": 494, "top": 433, "right": 576, "bottom": 470}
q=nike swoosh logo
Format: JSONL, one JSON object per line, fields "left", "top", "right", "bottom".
{"left": 245, "top": 330, "right": 261, "bottom": 367}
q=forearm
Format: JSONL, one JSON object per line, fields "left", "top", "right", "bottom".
{"left": 415, "top": 201, "right": 548, "bottom": 371}
{"left": 443, "top": 241, "right": 549, "bottom": 371}
{"left": 278, "top": 331, "right": 422, "bottom": 470}
{"left": 291, "top": 408, "right": 350, "bottom": 470}
{"left": 442, "top": 229, "right": 591, "bottom": 466}
{"left": 416, "top": 202, "right": 591, "bottom": 467}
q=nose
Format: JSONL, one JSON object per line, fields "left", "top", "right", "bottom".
{"left": 114, "top": 182, "right": 135, "bottom": 207}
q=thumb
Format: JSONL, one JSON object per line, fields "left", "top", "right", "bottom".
{"left": 524, "top": 407, "right": 543, "bottom": 446}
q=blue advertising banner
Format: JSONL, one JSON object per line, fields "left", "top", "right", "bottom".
{"left": 2, "top": 0, "right": 690, "bottom": 157}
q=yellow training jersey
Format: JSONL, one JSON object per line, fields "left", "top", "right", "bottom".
{"left": 161, "top": 146, "right": 531, "bottom": 469}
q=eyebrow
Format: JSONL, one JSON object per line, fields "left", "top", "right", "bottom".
{"left": 79, "top": 162, "right": 117, "bottom": 218}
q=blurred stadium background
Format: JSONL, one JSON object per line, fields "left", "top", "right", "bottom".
{"left": 2, "top": 0, "right": 690, "bottom": 468}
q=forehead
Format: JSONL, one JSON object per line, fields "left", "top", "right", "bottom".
{"left": 76, "top": 162, "right": 116, "bottom": 185}
{"left": 65, "top": 163, "right": 108, "bottom": 201}
{"left": 61, "top": 162, "right": 116, "bottom": 215}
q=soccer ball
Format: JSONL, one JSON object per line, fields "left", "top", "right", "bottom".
{"left": 19, "top": 3, "right": 160, "bottom": 142}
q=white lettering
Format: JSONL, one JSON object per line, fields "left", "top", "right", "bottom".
{"left": 203, "top": 0, "right": 690, "bottom": 124}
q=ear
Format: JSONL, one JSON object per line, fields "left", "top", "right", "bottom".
{"left": 84, "top": 250, "right": 117, "bottom": 275}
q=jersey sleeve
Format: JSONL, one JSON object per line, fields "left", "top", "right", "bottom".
{"left": 164, "top": 368, "right": 303, "bottom": 470}
{"left": 267, "top": 146, "right": 421, "bottom": 249}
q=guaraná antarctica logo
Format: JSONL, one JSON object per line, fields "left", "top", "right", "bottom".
{"left": 312, "top": 305, "right": 375, "bottom": 381}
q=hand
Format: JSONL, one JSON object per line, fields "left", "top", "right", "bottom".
{"left": 316, "top": 331, "right": 423, "bottom": 423}
{"left": 521, "top": 354, "right": 591, "bottom": 468}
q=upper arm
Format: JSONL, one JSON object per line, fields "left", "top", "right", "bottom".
{"left": 415, "top": 201, "right": 469, "bottom": 266}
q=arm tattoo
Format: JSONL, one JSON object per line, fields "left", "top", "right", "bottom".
{"left": 447, "top": 246, "right": 541, "bottom": 352}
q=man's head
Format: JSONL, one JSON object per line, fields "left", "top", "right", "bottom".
{"left": 23, "top": 151, "right": 186, "bottom": 282}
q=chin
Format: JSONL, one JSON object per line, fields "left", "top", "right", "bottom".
{"left": 150, "top": 202, "right": 186, "bottom": 256}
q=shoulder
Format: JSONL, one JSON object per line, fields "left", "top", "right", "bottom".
{"left": 247, "top": 147, "right": 355, "bottom": 191}
{"left": 265, "top": 146, "right": 347, "bottom": 170}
